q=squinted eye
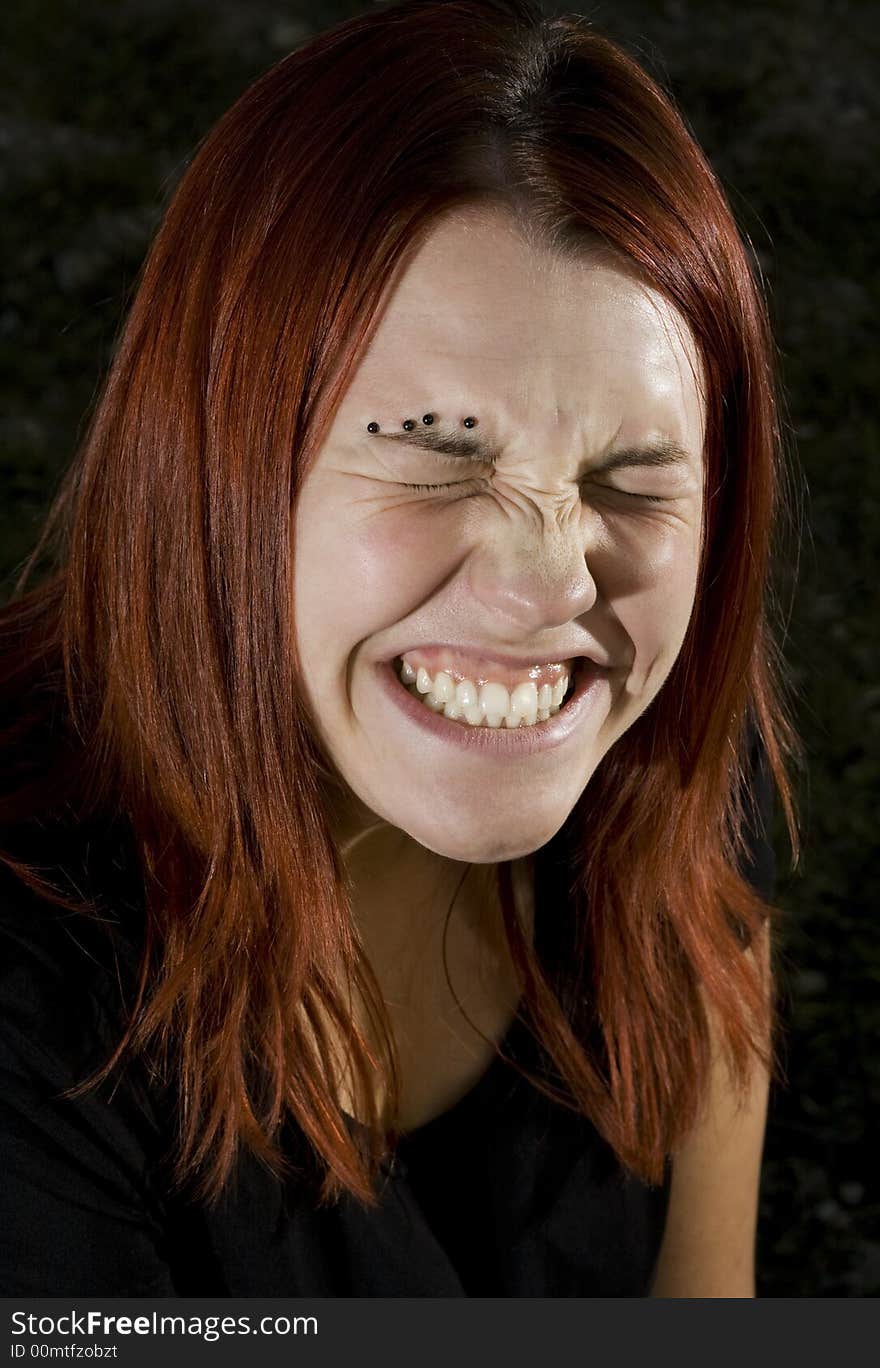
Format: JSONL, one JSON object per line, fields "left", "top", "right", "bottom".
{"left": 404, "top": 481, "right": 480, "bottom": 494}
{"left": 403, "top": 479, "right": 672, "bottom": 504}
{"left": 596, "top": 486, "right": 671, "bottom": 504}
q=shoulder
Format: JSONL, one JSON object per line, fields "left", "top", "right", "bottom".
{"left": 0, "top": 860, "right": 120, "bottom": 1069}
{"left": 0, "top": 846, "right": 164, "bottom": 1154}
{"left": 0, "top": 849, "right": 180, "bottom": 1294}
{"left": 647, "top": 723, "right": 776, "bottom": 1296}
{"left": 648, "top": 907, "right": 772, "bottom": 1298}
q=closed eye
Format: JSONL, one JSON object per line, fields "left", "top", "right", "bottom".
{"left": 398, "top": 450, "right": 677, "bottom": 503}
{"left": 402, "top": 479, "right": 673, "bottom": 504}
{"left": 599, "top": 487, "right": 672, "bottom": 504}
{"left": 381, "top": 430, "right": 696, "bottom": 508}
{"left": 403, "top": 479, "right": 484, "bottom": 495}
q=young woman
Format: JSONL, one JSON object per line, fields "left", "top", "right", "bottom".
{"left": 0, "top": 0, "right": 802, "bottom": 1297}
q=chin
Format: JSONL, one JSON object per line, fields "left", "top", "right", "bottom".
{"left": 401, "top": 818, "right": 565, "bottom": 867}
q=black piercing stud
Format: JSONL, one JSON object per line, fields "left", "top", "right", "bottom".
{"left": 366, "top": 421, "right": 380, "bottom": 432}
{"left": 402, "top": 418, "right": 416, "bottom": 431}
{"left": 422, "top": 413, "right": 434, "bottom": 424}
{"left": 462, "top": 416, "right": 478, "bottom": 428}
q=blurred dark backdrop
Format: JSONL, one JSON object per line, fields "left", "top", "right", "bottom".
{"left": 0, "top": 0, "right": 877, "bottom": 1296}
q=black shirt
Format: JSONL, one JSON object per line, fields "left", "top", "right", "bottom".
{"left": 0, "top": 729, "right": 775, "bottom": 1297}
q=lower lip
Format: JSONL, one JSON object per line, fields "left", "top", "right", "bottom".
{"left": 375, "top": 658, "right": 607, "bottom": 756}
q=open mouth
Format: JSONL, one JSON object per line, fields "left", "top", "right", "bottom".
{"left": 392, "top": 654, "right": 583, "bottom": 730}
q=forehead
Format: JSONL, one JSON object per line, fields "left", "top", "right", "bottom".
{"left": 344, "top": 207, "right": 705, "bottom": 450}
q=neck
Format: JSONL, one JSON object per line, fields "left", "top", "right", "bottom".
{"left": 317, "top": 781, "right": 536, "bottom": 1124}
{"left": 321, "top": 779, "right": 532, "bottom": 970}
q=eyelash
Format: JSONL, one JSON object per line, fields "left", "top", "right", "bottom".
{"left": 404, "top": 480, "right": 482, "bottom": 495}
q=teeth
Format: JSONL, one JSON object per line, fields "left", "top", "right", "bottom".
{"left": 429, "top": 670, "right": 455, "bottom": 704}
{"left": 455, "top": 679, "right": 478, "bottom": 708}
{"left": 479, "top": 681, "right": 510, "bottom": 727}
{"left": 510, "top": 680, "right": 539, "bottom": 723}
{"left": 398, "top": 660, "right": 572, "bottom": 729}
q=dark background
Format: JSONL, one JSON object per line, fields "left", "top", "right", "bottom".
{"left": 0, "top": 0, "right": 877, "bottom": 1296}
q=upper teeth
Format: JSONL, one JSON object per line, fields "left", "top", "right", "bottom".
{"left": 399, "top": 660, "right": 570, "bottom": 727}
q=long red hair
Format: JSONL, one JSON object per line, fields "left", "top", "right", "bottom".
{"left": 0, "top": 0, "right": 804, "bottom": 1208}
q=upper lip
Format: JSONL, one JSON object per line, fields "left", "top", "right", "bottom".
{"left": 387, "top": 645, "right": 612, "bottom": 671}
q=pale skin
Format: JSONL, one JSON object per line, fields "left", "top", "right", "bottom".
{"left": 293, "top": 203, "right": 770, "bottom": 1295}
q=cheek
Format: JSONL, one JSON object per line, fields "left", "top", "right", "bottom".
{"left": 618, "top": 526, "right": 702, "bottom": 681}
{"left": 296, "top": 500, "right": 463, "bottom": 661}
{"left": 644, "top": 522, "right": 700, "bottom": 601}
{"left": 353, "top": 508, "right": 462, "bottom": 617}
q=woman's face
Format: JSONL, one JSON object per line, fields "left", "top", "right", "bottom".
{"left": 293, "top": 206, "right": 706, "bottom": 868}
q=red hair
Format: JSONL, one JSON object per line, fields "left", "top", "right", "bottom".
{"left": 0, "top": 0, "right": 804, "bottom": 1208}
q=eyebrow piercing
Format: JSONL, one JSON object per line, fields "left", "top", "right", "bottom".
{"left": 365, "top": 414, "right": 479, "bottom": 432}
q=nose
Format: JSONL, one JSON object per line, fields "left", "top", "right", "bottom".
{"left": 464, "top": 526, "right": 598, "bottom": 640}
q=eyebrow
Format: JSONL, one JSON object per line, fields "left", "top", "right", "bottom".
{"left": 374, "top": 427, "right": 697, "bottom": 472}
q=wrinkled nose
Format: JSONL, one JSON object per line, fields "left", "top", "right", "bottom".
{"left": 465, "top": 529, "right": 598, "bottom": 643}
